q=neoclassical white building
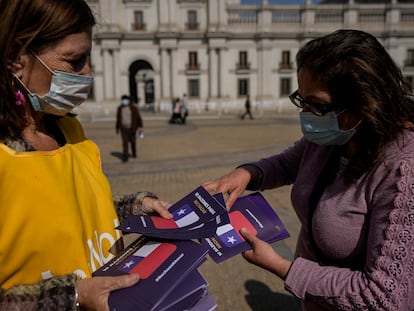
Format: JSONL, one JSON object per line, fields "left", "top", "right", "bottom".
{"left": 84, "top": 0, "right": 414, "bottom": 116}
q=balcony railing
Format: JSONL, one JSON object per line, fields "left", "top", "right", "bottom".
{"left": 315, "top": 10, "right": 344, "bottom": 23}
{"left": 131, "top": 23, "right": 146, "bottom": 31}
{"left": 401, "top": 11, "right": 414, "bottom": 23}
{"left": 186, "top": 63, "right": 201, "bottom": 73}
{"left": 228, "top": 10, "right": 258, "bottom": 24}
{"left": 185, "top": 22, "right": 200, "bottom": 30}
{"left": 236, "top": 62, "right": 251, "bottom": 71}
{"left": 272, "top": 11, "right": 301, "bottom": 23}
{"left": 404, "top": 59, "right": 414, "bottom": 67}
{"left": 279, "top": 62, "right": 294, "bottom": 71}
{"left": 358, "top": 12, "right": 385, "bottom": 23}
{"left": 225, "top": 2, "right": 414, "bottom": 34}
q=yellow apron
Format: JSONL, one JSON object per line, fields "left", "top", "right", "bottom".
{"left": 0, "top": 116, "right": 121, "bottom": 289}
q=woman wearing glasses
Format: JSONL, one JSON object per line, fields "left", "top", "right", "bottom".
{"left": 204, "top": 29, "right": 414, "bottom": 310}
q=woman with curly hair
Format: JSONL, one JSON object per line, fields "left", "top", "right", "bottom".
{"left": 204, "top": 29, "right": 414, "bottom": 310}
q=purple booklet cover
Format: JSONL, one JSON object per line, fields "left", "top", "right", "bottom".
{"left": 118, "top": 186, "right": 229, "bottom": 240}
{"left": 201, "top": 192, "right": 290, "bottom": 263}
{"left": 93, "top": 236, "right": 209, "bottom": 311}
{"left": 155, "top": 269, "right": 208, "bottom": 311}
{"left": 187, "top": 291, "right": 217, "bottom": 311}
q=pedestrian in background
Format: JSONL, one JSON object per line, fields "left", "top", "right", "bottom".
{"left": 169, "top": 97, "right": 182, "bottom": 124}
{"left": 116, "top": 94, "right": 143, "bottom": 162}
{"left": 241, "top": 94, "right": 253, "bottom": 120}
{"left": 180, "top": 93, "right": 189, "bottom": 124}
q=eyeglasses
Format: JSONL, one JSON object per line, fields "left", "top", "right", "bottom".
{"left": 289, "top": 90, "right": 336, "bottom": 116}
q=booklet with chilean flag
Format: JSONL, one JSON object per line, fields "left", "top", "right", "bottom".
{"left": 118, "top": 186, "right": 229, "bottom": 240}
{"left": 93, "top": 236, "right": 212, "bottom": 310}
{"left": 117, "top": 187, "right": 289, "bottom": 264}
{"left": 201, "top": 192, "right": 290, "bottom": 263}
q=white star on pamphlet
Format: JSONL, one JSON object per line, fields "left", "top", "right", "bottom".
{"left": 177, "top": 208, "right": 186, "bottom": 216}
{"left": 227, "top": 236, "right": 237, "bottom": 244}
{"left": 123, "top": 260, "right": 135, "bottom": 269}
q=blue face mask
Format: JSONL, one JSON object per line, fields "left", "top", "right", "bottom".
{"left": 300, "top": 111, "right": 359, "bottom": 146}
{"left": 15, "top": 54, "right": 93, "bottom": 116}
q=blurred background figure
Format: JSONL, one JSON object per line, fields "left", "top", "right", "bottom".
{"left": 116, "top": 94, "right": 143, "bottom": 162}
{"left": 241, "top": 94, "right": 253, "bottom": 120}
{"left": 180, "top": 93, "right": 188, "bottom": 124}
{"left": 169, "top": 97, "right": 182, "bottom": 124}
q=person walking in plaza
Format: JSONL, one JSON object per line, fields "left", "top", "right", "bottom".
{"left": 0, "top": 1, "right": 172, "bottom": 310}
{"left": 204, "top": 29, "right": 414, "bottom": 310}
{"left": 180, "top": 93, "right": 189, "bottom": 124}
{"left": 240, "top": 94, "right": 253, "bottom": 120}
{"left": 169, "top": 97, "right": 182, "bottom": 124}
{"left": 116, "top": 94, "right": 143, "bottom": 162}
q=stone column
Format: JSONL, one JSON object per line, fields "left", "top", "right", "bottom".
{"left": 113, "top": 49, "right": 121, "bottom": 99}
{"left": 169, "top": 49, "right": 175, "bottom": 99}
{"left": 208, "top": 48, "right": 218, "bottom": 98}
{"left": 159, "top": 48, "right": 168, "bottom": 99}
{"left": 258, "top": 40, "right": 272, "bottom": 101}
{"left": 217, "top": 48, "right": 222, "bottom": 98}
{"left": 103, "top": 49, "right": 114, "bottom": 100}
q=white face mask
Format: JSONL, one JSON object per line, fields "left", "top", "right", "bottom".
{"left": 16, "top": 54, "right": 93, "bottom": 116}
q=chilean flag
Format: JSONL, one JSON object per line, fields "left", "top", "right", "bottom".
{"left": 118, "top": 242, "right": 176, "bottom": 279}
{"left": 216, "top": 211, "right": 258, "bottom": 247}
{"left": 151, "top": 204, "right": 200, "bottom": 229}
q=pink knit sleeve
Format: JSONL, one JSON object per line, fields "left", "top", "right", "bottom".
{"left": 285, "top": 159, "right": 414, "bottom": 310}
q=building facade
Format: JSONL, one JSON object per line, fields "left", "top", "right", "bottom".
{"left": 84, "top": 0, "right": 414, "bottom": 116}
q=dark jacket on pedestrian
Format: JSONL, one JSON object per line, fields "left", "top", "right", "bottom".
{"left": 116, "top": 104, "right": 143, "bottom": 133}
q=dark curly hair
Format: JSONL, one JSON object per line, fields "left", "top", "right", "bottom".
{"left": 296, "top": 29, "right": 414, "bottom": 180}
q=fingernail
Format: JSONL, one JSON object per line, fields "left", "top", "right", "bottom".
{"left": 130, "top": 273, "right": 140, "bottom": 281}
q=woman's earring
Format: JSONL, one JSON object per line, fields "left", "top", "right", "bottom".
{"left": 15, "top": 90, "right": 25, "bottom": 106}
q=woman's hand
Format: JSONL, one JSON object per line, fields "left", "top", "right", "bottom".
{"left": 77, "top": 274, "right": 139, "bottom": 311}
{"left": 141, "top": 197, "right": 173, "bottom": 219}
{"left": 240, "top": 228, "right": 292, "bottom": 280}
{"left": 203, "top": 168, "right": 251, "bottom": 210}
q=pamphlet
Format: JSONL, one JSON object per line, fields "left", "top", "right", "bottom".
{"left": 93, "top": 236, "right": 209, "bottom": 311}
{"left": 186, "top": 290, "right": 217, "bottom": 311}
{"left": 201, "top": 192, "right": 290, "bottom": 263}
{"left": 155, "top": 269, "right": 208, "bottom": 311}
{"left": 118, "top": 186, "right": 229, "bottom": 240}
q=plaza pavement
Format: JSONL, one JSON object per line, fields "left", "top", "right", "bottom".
{"left": 80, "top": 108, "right": 303, "bottom": 311}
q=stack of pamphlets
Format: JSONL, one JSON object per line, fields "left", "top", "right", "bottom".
{"left": 93, "top": 236, "right": 212, "bottom": 310}
{"left": 93, "top": 186, "right": 289, "bottom": 310}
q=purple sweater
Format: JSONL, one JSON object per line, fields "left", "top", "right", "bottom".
{"left": 249, "top": 131, "right": 414, "bottom": 310}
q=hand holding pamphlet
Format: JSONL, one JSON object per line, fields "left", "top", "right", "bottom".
{"left": 201, "top": 192, "right": 290, "bottom": 263}
{"left": 94, "top": 186, "right": 290, "bottom": 310}
{"left": 118, "top": 186, "right": 229, "bottom": 240}
{"left": 93, "top": 236, "right": 211, "bottom": 311}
